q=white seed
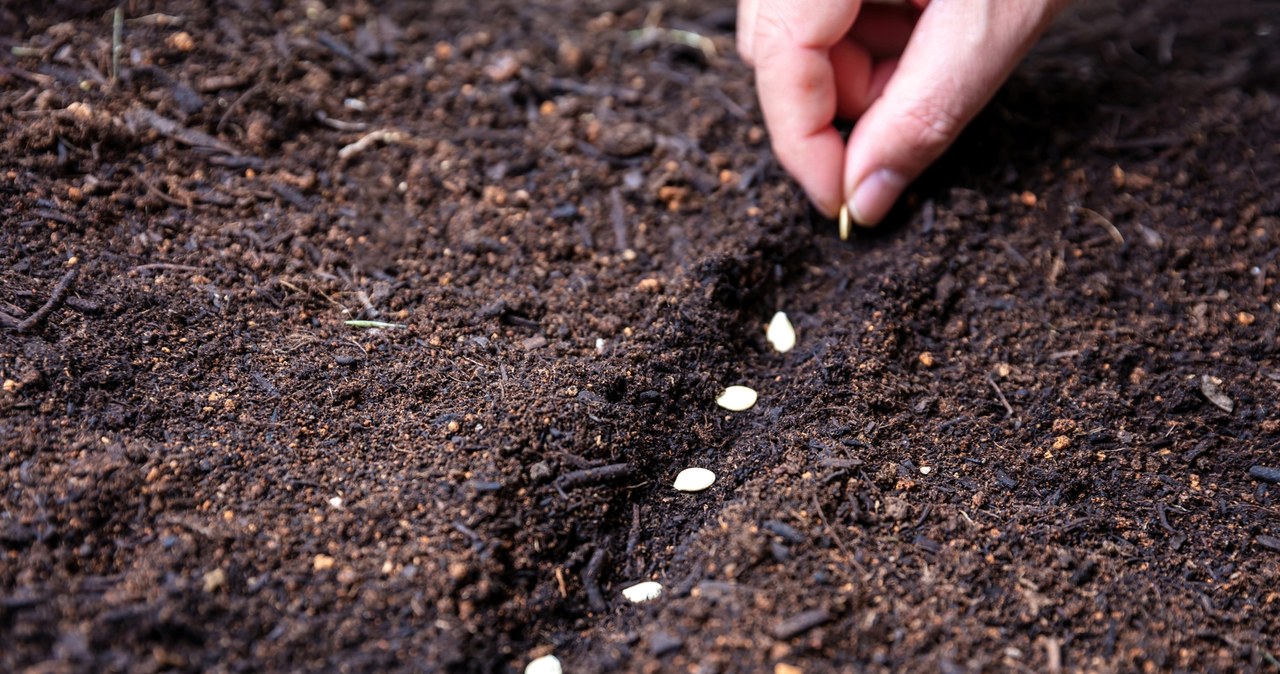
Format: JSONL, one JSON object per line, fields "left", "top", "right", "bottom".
{"left": 673, "top": 467, "right": 716, "bottom": 492}
{"left": 525, "top": 655, "right": 562, "bottom": 674}
{"left": 621, "top": 580, "right": 664, "bottom": 603}
{"left": 716, "top": 385, "right": 757, "bottom": 411}
{"left": 766, "top": 311, "right": 797, "bottom": 353}
{"left": 839, "top": 203, "right": 851, "bottom": 241}
{"left": 919, "top": 466, "right": 932, "bottom": 475}
{"left": 328, "top": 496, "right": 343, "bottom": 509}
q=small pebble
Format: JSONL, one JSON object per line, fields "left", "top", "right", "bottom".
{"left": 766, "top": 311, "right": 796, "bottom": 353}
{"left": 648, "top": 631, "right": 683, "bottom": 656}
{"left": 202, "top": 568, "right": 226, "bottom": 593}
{"left": 621, "top": 580, "right": 664, "bottom": 603}
{"left": 673, "top": 467, "right": 715, "bottom": 492}
{"left": 919, "top": 466, "right": 932, "bottom": 475}
{"left": 328, "top": 496, "right": 343, "bottom": 509}
{"left": 716, "top": 385, "right": 757, "bottom": 411}
{"left": 524, "top": 654, "right": 562, "bottom": 674}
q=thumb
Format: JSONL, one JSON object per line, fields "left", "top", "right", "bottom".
{"left": 843, "top": 0, "right": 1067, "bottom": 226}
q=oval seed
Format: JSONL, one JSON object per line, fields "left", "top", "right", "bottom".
{"left": 525, "top": 655, "right": 562, "bottom": 674}
{"left": 766, "top": 311, "right": 796, "bottom": 353}
{"left": 716, "top": 385, "right": 757, "bottom": 411}
{"left": 673, "top": 467, "right": 716, "bottom": 492}
{"left": 621, "top": 580, "right": 664, "bottom": 603}
{"left": 839, "top": 203, "right": 850, "bottom": 241}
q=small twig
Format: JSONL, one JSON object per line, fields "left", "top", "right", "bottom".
{"left": 314, "top": 31, "right": 375, "bottom": 75}
{"left": 811, "top": 493, "right": 864, "bottom": 575}
{"left": 1073, "top": 206, "right": 1124, "bottom": 245}
{"left": 554, "top": 463, "right": 633, "bottom": 495}
{"left": 315, "top": 110, "right": 369, "bottom": 132}
{"left": 217, "top": 82, "right": 263, "bottom": 133}
{"left": 133, "top": 263, "right": 206, "bottom": 273}
{"left": 159, "top": 514, "right": 219, "bottom": 540}
{"left": 1155, "top": 502, "right": 1177, "bottom": 535}
{"left": 540, "top": 76, "right": 640, "bottom": 104}
{"left": 111, "top": 8, "right": 123, "bottom": 82}
{"left": 127, "top": 13, "right": 184, "bottom": 26}
{"left": 4, "top": 268, "right": 78, "bottom": 333}
{"left": 125, "top": 106, "right": 238, "bottom": 155}
{"left": 626, "top": 504, "right": 641, "bottom": 576}
{"left": 771, "top": 608, "right": 832, "bottom": 640}
{"left": 451, "top": 521, "right": 482, "bottom": 545}
{"left": 583, "top": 542, "right": 609, "bottom": 611}
{"left": 31, "top": 208, "right": 77, "bottom": 226}
{"left": 338, "top": 129, "right": 407, "bottom": 160}
{"left": 986, "top": 374, "right": 1015, "bottom": 418}
{"left": 609, "top": 188, "right": 628, "bottom": 253}
{"left": 135, "top": 173, "right": 192, "bottom": 208}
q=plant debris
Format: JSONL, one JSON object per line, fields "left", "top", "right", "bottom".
{"left": 1199, "top": 375, "right": 1234, "bottom": 413}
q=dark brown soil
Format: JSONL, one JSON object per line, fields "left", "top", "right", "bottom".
{"left": 3, "top": 1, "right": 1279, "bottom": 672}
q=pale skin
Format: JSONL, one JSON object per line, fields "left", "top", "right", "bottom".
{"left": 738, "top": 0, "right": 1072, "bottom": 226}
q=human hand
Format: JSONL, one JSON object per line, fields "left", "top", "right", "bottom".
{"left": 738, "top": 0, "right": 1070, "bottom": 227}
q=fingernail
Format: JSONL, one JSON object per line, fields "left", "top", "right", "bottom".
{"left": 848, "top": 169, "right": 907, "bottom": 227}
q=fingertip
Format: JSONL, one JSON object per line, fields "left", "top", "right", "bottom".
{"left": 843, "top": 2, "right": 1062, "bottom": 221}
{"left": 774, "top": 132, "right": 844, "bottom": 220}
{"left": 847, "top": 168, "right": 907, "bottom": 226}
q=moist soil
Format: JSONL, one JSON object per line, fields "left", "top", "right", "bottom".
{"left": 3, "top": 1, "right": 1279, "bottom": 672}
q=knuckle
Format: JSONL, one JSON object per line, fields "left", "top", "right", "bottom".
{"left": 755, "top": 11, "right": 799, "bottom": 47}
{"left": 898, "top": 100, "right": 964, "bottom": 155}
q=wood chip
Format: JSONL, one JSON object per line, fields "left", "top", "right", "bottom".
{"left": 621, "top": 580, "right": 663, "bottom": 603}
{"left": 1249, "top": 465, "right": 1280, "bottom": 484}
{"left": 766, "top": 311, "right": 796, "bottom": 353}
{"left": 771, "top": 608, "right": 832, "bottom": 639}
{"left": 1198, "top": 375, "right": 1234, "bottom": 413}
{"left": 524, "top": 654, "right": 562, "bottom": 674}
{"left": 673, "top": 467, "right": 715, "bottom": 492}
{"left": 124, "top": 106, "right": 238, "bottom": 155}
{"left": 716, "top": 385, "right": 757, "bottom": 411}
